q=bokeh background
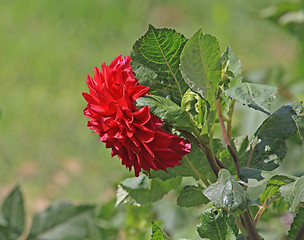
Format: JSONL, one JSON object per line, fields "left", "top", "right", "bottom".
{"left": 1, "top": 0, "right": 304, "bottom": 239}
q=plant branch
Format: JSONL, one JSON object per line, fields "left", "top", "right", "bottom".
{"left": 242, "top": 207, "right": 261, "bottom": 240}
{"left": 215, "top": 156, "right": 227, "bottom": 169}
{"left": 216, "top": 97, "right": 241, "bottom": 178}
{"left": 254, "top": 194, "right": 281, "bottom": 225}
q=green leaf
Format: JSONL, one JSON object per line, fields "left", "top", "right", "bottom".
{"left": 180, "top": 29, "right": 221, "bottom": 109}
{"left": 149, "top": 139, "right": 216, "bottom": 183}
{"left": 292, "top": 115, "right": 304, "bottom": 141}
{"left": 221, "top": 46, "right": 243, "bottom": 87}
{"left": 280, "top": 175, "right": 304, "bottom": 212}
{"left": 203, "top": 169, "right": 248, "bottom": 212}
{"left": 116, "top": 175, "right": 181, "bottom": 206}
{"left": 248, "top": 102, "right": 303, "bottom": 171}
{"left": 150, "top": 222, "right": 171, "bottom": 240}
{"left": 1, "top": 186, "right": 25, "bottom": 240}
{"left": 259, "top": 177, "right": 291, "bottom": 213}
{"left": 27, "top": 201, "right": 94, "bottom": 240}
{"left": 171, "top": 140, "right": 216, "bottom": 182}
{"left": 135, "top": 95, "right": 194, "bottom": 132}
{"left": 177, "top": 185, "right": 209, "bottom": 208}
{"left": 240, "top": 168, "right": 296, "bottom": 203}
{"left": 288, "top": 207, "right": 304, "bottom": 240}
{"left": 224, "top": 83, "right": 278, "bottom": 115}
{"left": 197, "top": 208, "right": 238, "bottom": 240}
{"left": 131, "top": 25, "right": 188, "bottom": 105}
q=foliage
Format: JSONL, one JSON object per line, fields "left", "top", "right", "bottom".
{"left": 0, "top": 186, "right": 96, "bottom": 240}
{"left": 2, "top": 2, "right": 304, "bottom": 238}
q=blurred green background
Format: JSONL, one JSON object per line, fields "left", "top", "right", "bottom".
{"left": 0, "top": 0, "right": 303, "bottom": 238}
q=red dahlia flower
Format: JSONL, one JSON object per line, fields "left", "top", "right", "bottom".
{"left": 82, "top": 55, "right": 191, "bottom": 176}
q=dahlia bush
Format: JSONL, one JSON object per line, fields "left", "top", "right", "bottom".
{"left": 81, "top": 25, "right": 304, "bottom": 240}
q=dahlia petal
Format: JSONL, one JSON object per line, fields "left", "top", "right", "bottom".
{"left": 133, "top": 106, "right": 151, "bottom": 125}
{"left": 82, "top": 92, "right": 99, "bottom": 104}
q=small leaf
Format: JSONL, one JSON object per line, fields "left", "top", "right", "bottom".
{"left": 180, "top": 29, "right": 221, "bottom": 109}
{"left": 27, "top": 201, "right": 94, "bottom": 240}
{"left": 203, "top": 169, "right": 248, "bottom": 212}
{"left": 117, "top": 175, "right": 182, "bottom": 206}
{"left": 150, "top": 222, "right": 171, "bottom": 240}
{"left": 224, "top": 82, "right": 278, "bottom": 115}
{"left": 197, "top": 208, "right": 238, "bottom": 240}
{"left": 1, "top": 186, "right": 25, "bottom": 239}
{"left": 288, "top": 207, "right": 304, "bottom": 240}
{"left": 280, "top": 175, "right": 304, "bottom": 212}
{"left": 221, "top": 46, "right": 243, "bottom": 87}
{"left": 181, "top": 89, "right": 206, "bottom": 129}
{"left": 248, "top": 102, "right": 303, "bottom": 171}
{"left": 131, "top": 25, "right": 188, "bottom": 104}
{"left": 177, "top": 185, "right": 209, "bottom": 208}
{"left": 135, "top": 95, "right": 194, "bottom": 132}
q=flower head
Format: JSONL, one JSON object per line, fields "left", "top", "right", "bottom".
{"left": 83, "top": 55, "right": 190, "bottom": 176}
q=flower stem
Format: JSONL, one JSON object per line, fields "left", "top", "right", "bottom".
{"left": 216, "top": 96, "right": 241, "bottom": 178}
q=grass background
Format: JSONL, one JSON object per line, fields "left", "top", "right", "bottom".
{"left": 0, "top": 0, "right": 302, "bottom": 236}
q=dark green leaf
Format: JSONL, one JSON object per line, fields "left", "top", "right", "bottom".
{"left": 1, "top": 186, "right": 25, "bottom": 239}
{"left": 240, "top": 168, "right": 296, "bottom": 203}
{"left": 27, "top": 201, "right": 94, "bottom": 240}
{"left": 203, "top": 169, "right": 248, "bottom": 212}
{"left": 280, "top": 175, "right": 304, "bottom": 212}
{"left": 197, "top": 208, "right": 238, "bottom": 240}
{"left": 180, "top": 29, "right": 221, "bottom": 109}
{"left": 292, "top": 115, "right": 304, "bottom": 141}
{"left": 224, "top": 83, "right": 278, "bottom": 115}
{"left": 288, "top": 207, "right": 304, "bottom": 240}
{"left": 240, "top": 168, "right": 264, "bottom": 183}
{"left": 150, "top": 222, "right": 171, "bottom": 240}
{"left": 248, "top": 102, "right": 303, "bottom": 171}
{"left": 135, "top": 95, "right": 194, "bottom": 132}
{"left": 177, "top": 185, "right": 209, "bottom": 208}
{"left": 221, "top": 46, "right": 243, "bottom": 87}
{"left": 116, "top": 175, "right": 181, "bottom": 206}
{"left": 131, "top": 25, "right": 188, "bottom": 104}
